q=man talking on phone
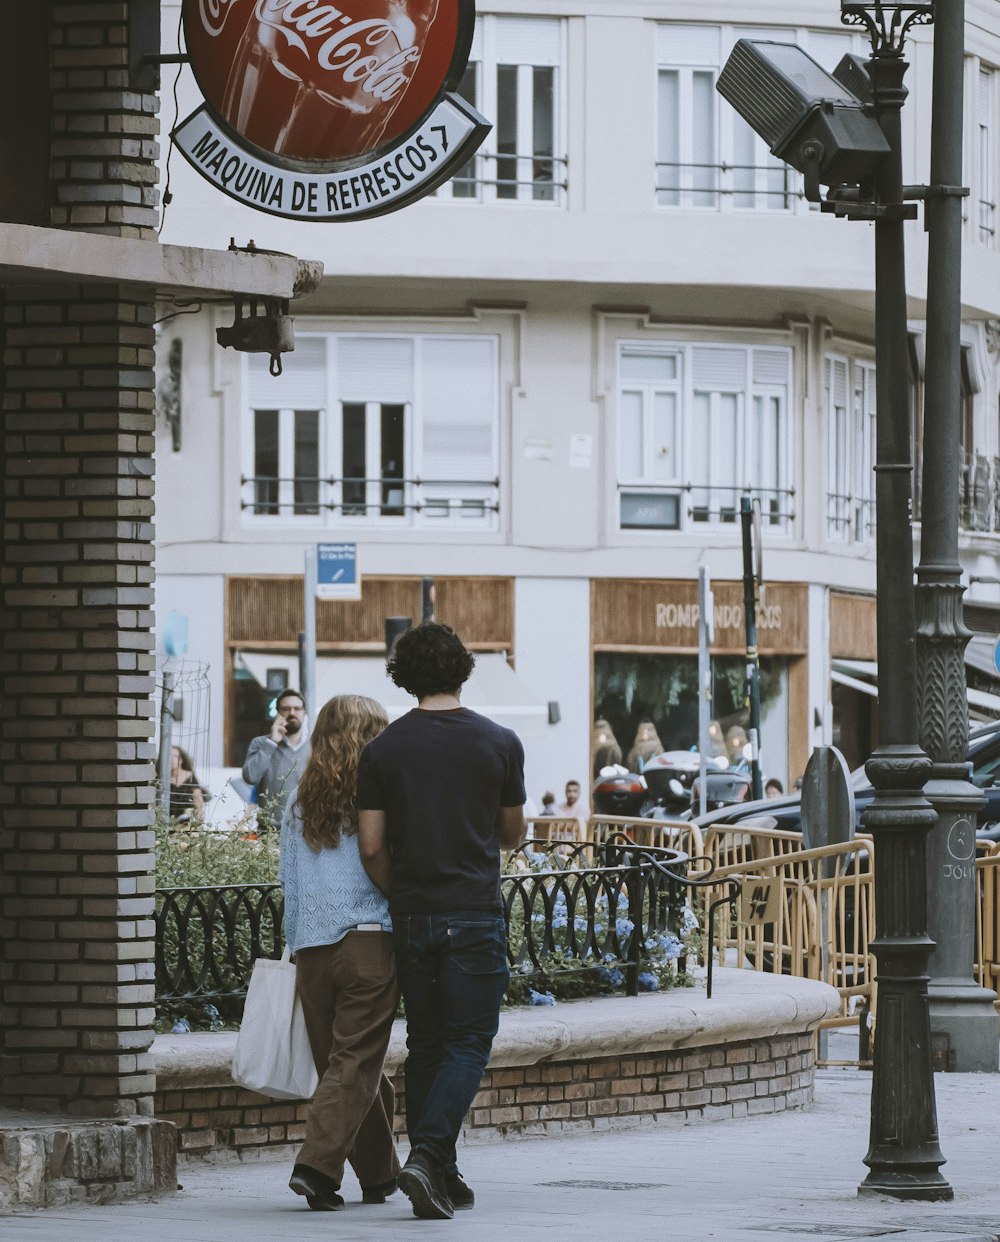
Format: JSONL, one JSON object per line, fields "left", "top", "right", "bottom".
{"left": 242, "top": 688, "right": 310, "bottom": 826}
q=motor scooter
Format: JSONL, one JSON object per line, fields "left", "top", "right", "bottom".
{"left": 645, "top": 750, "right": 755, "bottom": 819}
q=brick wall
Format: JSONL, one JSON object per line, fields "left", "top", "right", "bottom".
{"left": 155, "top": 1035, "right": 817, "bottom": 1161}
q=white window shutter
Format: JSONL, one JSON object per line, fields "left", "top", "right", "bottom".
{"left": 827, "top": 355, "right": 849, "bottom": 407}
{"left": 418, "top": 338, "right": 497, "bottom": 481}
{"left": 656, "top": 24, "right": 721, "bottom": 68}
{"left": 692, "top": 346, "right": 746, "bottom": 390}
{"left": 752, "top": 349, "right": 790, "bottom": 387}
{"left": 335, "top": 336, "right": 414, "bottom": 403}
{"left": 248, "top": 336, "right": 327, "bottom": 408}
{"left": 494, "top": 16, "right": 561, "bottom": 66}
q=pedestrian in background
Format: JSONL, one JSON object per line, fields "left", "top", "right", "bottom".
{"left": 242, "top": 687, "right": 310, "bottom": 827}
{"left": 556, "top": 779, "right": 589, "bottom": 835}
{"left": 281, "top": 694, "right": 399, "bottom": 1213}
{"left": 168, "top": 745, "right": 206, "bottom": 821}
{"left": 358, "top": 622, "right": 526, "bottom": 1220}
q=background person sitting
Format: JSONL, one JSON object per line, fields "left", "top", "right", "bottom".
{"left": 168, "top": 745, "right": 206, "bottom": 821}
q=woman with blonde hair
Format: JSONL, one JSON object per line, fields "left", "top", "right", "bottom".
{"left": 280, "top": 694, "right": 399, "bottom": 1212}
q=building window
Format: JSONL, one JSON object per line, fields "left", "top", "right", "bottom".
{"left": 825, "top": 355, "right": 876, "bottom": 543}
{"left": 616, "top": 342, "right": 792, "bottom": 533}
{"left": 435, "top": 16, "right": 566, "bottom": 205}
{"left": 977, "top": 67, "right": 997, "bottom": 245}
{"left": 243, "top": 334, "right": 499, "bottom": 529}
{"left": 655, "top": 24, "right": 859, "bottom": 212}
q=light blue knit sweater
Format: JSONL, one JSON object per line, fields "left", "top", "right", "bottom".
{"left": 279, "top": 800, "right": 391, "bottom": 953}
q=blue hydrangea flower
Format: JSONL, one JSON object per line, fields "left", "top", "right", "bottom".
{"left": 615, "top": 917, "right": 635, "bottom": 938}
{"left": 528, "top": 989, "right": 556, "bottom": 1006}
{"left": 597, "top": 966, "right": 624, "bottom": 989}
{"left": 655, "top": 933, "right": 683, "bottom": 959}
{"left": 171, "top": 1017, "right": 191, "bottom": 1034}
{"left": 638, "top": 971, "right": 659, "bottom": 992}
{"left": 203, "top": 1003, "right": 224, "bottom": 1031}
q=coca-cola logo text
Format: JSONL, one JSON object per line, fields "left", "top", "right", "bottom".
{"left": 184, "top": 0, "right": 464, "bottom": 166}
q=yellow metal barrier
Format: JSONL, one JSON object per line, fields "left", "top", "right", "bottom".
{"left": 707, "top": 838, "right": 876, "bottom": 1031}
{"left": 975, "top": 841, "right": 1000, "bottom": 1002}
{"left": 588, "top": 814, "right": 704, "bottom": 861}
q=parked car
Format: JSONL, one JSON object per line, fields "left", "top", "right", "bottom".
{"left": 695, "top": 719, "right": 1000, "bottom": 842}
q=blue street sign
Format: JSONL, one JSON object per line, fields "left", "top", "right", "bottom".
{"left": 993, "top": 635, "right": 1000, "bottom": 679}
{"left": 316, "top": 543, "right": 360, "bottom": 601}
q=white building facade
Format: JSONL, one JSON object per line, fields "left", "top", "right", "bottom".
{"left": 154, "top": 0, "right": 1000, "bottom": 804}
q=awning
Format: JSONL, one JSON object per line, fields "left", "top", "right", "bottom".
{"left": 235, "top": 650, "right": 549, "bottom": 737}
{"left": 831, "top": 657, "right": 1000, "bottom": 720}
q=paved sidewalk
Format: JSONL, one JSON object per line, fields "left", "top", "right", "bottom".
{"left": 8, "top": 1069, "right": 1000, "bottom": 1242}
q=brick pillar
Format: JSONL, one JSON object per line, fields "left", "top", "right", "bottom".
{"left": 49, "top": 2, "right": 160, "bottom": 239}
{"left": 0, "top": 3, "right": 161, "bottom": 1118}
{"left": 0, "top": 283, "right": 158, "bottom": 1116}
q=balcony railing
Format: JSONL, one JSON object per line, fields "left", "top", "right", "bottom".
{"left": 979, "top": 197, "right": 996, "bottom": 244}
{"left": 956, "top": 453, "right": 1000, "bottom": 533}
{"left": 832, "top": 454, "right": 1000, "bottom": 542}
{"left": 618, "top": 482, "right": 794, "bottom": 533}
{"left": 655, "top": 161, "right": 808, "bottom": 212}
{"left": 826, "top": 492, "right": 876, "bottom": 544}
{"left": 437, "top": 151, "right": 568, "bottom": 206}
{"left": 241, "top": 474, "right": 500, "bottom": 530}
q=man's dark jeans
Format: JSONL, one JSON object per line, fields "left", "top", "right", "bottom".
{"left": 394, "top": 910, "right": 509, "bottom": 1172}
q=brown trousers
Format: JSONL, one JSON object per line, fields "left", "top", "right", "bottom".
{"left": 294, "top": 931, "right": 400, "bottom": 1190}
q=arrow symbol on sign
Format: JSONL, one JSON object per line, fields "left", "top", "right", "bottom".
{"left": 331, "top": 569, "right": 344, "bottom": 581}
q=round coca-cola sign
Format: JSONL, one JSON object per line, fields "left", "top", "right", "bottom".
{"left": 184, "top": 0, "right": 473, "bottom": 168}
{"left": 174, "top": 0, "right": 488, "bottom": 220}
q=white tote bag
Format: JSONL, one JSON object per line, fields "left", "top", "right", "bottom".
{"left": 232, "top": 947, "right": 319, "bottom": 1100}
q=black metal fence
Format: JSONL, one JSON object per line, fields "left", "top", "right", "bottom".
{"left": 155, "top": 836, "right": 734, "bottom": 1021}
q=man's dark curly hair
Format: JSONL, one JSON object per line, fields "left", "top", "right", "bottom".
{"left": 387, "top": 622, "right": 475, "bottom": 699}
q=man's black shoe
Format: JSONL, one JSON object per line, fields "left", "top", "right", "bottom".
{"left": 288, "top": 1163, "right": 345, "bottom": 1211}
{"left": 446, "top": 1171, "right": 475, "bottom": 1210}
{"left": 397, "top": 1150, "right": 454, "bottom": 1220}
{"left": 361, "top": 1177, "right": 398, "bottom": 1204}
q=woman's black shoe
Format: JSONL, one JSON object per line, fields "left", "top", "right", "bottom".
{"left": 361, "top": 1177, "right": 398, "bottom": 1204}
{"left": 288, "top": 1163, "right": 345, "bottom": 1211}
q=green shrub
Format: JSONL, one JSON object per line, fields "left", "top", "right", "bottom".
{"left": 155, "top": 811, "right": 280, "bottom": 1032}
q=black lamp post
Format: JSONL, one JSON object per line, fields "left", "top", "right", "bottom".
{"left": 843, "top": 7, "right": 950, "bottom": 1199}
{"left": 913, "top": 0, "right": 999, "bottom": 1072}
{"left": 719, "top": 0, "right": 953, "bottom": 1201}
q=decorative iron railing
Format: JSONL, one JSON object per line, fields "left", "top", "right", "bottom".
{"left": 155, "top": 836, "right": 739, "bottom": 1017}
{"left": 618, "top": 482, "right": 794, "bottom": 534}
{"left": 157, "top": 883, "right": 283, "bottom": 1012}
{"left": 437, "top": 151, "right": 569, "bottom": 205}
{"left": 654, "top": 161, "right": 807, "bottom": 212}
{"left": 241, "top": 473, "right": 500, "bottom": 527}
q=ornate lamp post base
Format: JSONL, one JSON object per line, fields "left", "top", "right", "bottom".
{"left": 858, "top": 746, "right": 953, "bottom": 1202}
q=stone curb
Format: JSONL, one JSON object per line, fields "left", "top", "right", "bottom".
{"left": 154, "top": 969, "right": 841, "bottom": 1091}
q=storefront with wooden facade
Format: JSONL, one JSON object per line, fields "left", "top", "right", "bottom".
{"left": 225, "top": 574, "right": 517, "bottom": 763}
{"left": 591, "top": 579, "right": 810, "bottom": 789}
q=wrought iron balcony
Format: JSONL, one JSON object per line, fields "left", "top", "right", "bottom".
{"left": 240, "top": 474, "right": 500, "bottom": 529}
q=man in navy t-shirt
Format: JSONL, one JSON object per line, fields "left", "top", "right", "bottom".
{"left": 358, "top": 622, "right": 526, "bottom": 1220}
